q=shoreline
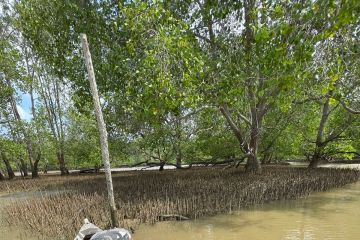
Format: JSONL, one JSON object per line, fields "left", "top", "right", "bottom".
{"left": 1, "top": 166, "right": 359, "bottom": 239}
{"left": 8, "top": 161, "right": 360, "bottom": 178}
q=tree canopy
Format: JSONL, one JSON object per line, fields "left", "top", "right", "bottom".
{"left": 0, "top": 0, "right": 359, "bottom": 177}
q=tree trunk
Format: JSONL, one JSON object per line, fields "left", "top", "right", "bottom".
{"left": 18, "top": 163, "right": 24, "bottom": 177}
{"left": 219, "top": 105, "right": 246, "bottom": 151}
{"left": 37, "top": 67, "right": 69, "bottom": 177}
{"left": 308, "top": 148, "right": 322, "bottom": 169}
{"left": 57, "top": 150, "right": 68, "bottom": 175}
{"left": 175, "top": 116, "right": 182, "bottom": 169}
{"left": 32, "top": 152, "right": 41, "bottom": 178}
{"left": 244, "top": 0, "right": 261, "bottom": 174}
{"left": 19, "top": 157, "right": 28, "bottom": 177}
{"left": 0, "top": 171, "right": 5, "bottom": 181}
{"left": 2, "top": 153, "right": 15, "bottom": 179}
{"left": 32, "top": 161, "right": 39, "bottom": 178}
{"left": 245, "top": 129, "right": 262, "bottom": 173}
{"left": 30, "top": 78, "right": 42, "bottom": 178}
{"left": 159, "top": 161, "right": 165, "bottom": 171}
{"left": 308, "top": 92, "right": 332, "bottom": 169}
{"left": 176, "top": 153, "right": 182, "bottom": 169}
{"left": 81, "top": 33, "right": 119, "bottom": 228}
{"left": 43, "top": 160, "right": 48, "bottom": 174}
{"left": 244, "top": 123, "right": 262, "bottom": 174}
{"left": 246, "top": 155, "right": 262, "bottom": 173}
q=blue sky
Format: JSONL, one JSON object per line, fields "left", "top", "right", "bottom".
{"left": 17, "top": 91, "right": 32, "bottom": 121}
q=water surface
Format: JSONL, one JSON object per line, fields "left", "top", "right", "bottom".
{"left": 1, "top": 168, "right": 359, "bottom": 240}
{"left": 134, "top": 181, "right": 360, "bottom": 240}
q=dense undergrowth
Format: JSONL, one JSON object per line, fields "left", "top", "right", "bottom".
{"left": 2, "top": 166, "right": 359, "bottom": 239}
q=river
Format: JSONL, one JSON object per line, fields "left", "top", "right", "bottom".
{"left": 1, "top": 165, "right": 359, "bottom": 240}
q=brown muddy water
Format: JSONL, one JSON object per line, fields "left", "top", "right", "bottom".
{"left": 1, "top": 167, "right": 359, "bottom": 240}
{"left": 1, "top": 182, "right": 360, "bottom": 240}
{"left": 134, "top": 181, "right": 360, "bottom": 240}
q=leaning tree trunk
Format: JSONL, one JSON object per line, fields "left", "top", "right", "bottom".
{"left": 81, "top": 33, "right": 118, "bottom": 228}
{"left": 2, "top": 153, "right": 15, "bottom": 179}
{"left": 0, "top": 171, "right": 4, "bottom": 181}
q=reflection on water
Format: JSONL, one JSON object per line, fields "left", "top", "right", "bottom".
{"left": 1, "top": 176, "right": 359, "bottom": 240}
{"left": 134, "top": 181, "right": 360, "bottom": 240}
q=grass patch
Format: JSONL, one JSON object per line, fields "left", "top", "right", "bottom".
{"left": 2, "top": 166, "right": 359, "bottom": 239}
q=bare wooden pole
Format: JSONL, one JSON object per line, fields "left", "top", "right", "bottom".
{"left": 80, "top": 33, "right": 118, "bottom": 228}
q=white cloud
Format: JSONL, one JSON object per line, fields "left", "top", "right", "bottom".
{"left": 16, "top": 105, "right": 32, "bottom": 122}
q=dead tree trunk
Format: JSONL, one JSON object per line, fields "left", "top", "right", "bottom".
{"left": 81, "top": 33, "right": 118, "bottom": 228}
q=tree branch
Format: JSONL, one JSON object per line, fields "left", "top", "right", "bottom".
{"left": 339, "top": 99, "right": 360, "bottom": 114}
{"left": 219, "top": 105, "right": 247, "bottom": 152}
{"left": 237, "top": 111, "right": 251, "bottom": 126}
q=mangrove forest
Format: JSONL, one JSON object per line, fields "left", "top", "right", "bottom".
{"left": 0, "top": 0, "right": 360, "bottom": 239}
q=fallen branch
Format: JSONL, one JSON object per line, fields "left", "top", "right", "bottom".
{"left": 157, "top": 214, "right": 190, "bottom": 221}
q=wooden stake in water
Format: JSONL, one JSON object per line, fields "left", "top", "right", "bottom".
{"left": 80, "top": 33, "right": 118, "bottom": 228}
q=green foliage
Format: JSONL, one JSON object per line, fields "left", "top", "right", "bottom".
{"left": 65, "top": 109, "right": 101, "bottom": 168}
{"left": 0, "top": 0, "right": 359, "bottom": 171}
